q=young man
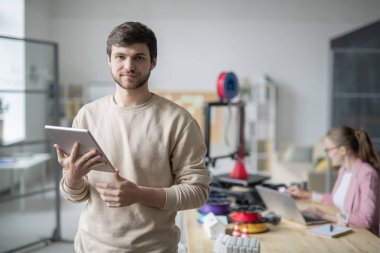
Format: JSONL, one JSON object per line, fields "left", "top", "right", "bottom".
{"left": 55, "top": 22, "right": 211, "bottom": 252}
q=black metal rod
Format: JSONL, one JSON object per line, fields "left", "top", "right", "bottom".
{"left": 52, "top": 42, "right": 62, "bottom": 242}
{"left": 203, "top": 100, "right": 246, "bottom": 167}
{"left": 3, "top": 239, "right": 52, "bottom": 253}
{"left": 203, "top": 103, "right": 211, "bottom": 162}
{"left": 0, "top": 140, "right": 50, "bottom": 148}
{"left": 0, "top": 89, "right": 49, "bottom": 93}
{"left": 0, "top": 187, "right": 55, "bottom": 203}
{"left": 0, "top": 34, "right": 57, "bottom": 46}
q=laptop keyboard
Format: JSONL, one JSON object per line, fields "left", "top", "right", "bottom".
{"left": 302, "top": 211, "right": 322, "bottom": 222}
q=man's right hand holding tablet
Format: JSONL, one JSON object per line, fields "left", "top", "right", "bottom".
{"left": 55, "top": 142, "right": 106, "bottom": 190}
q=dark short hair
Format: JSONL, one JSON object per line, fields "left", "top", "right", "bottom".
{"left": 106, "top": 22, "right": 157, "bottom": 61}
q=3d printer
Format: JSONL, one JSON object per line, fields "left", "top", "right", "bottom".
{"left": 204, "top": 72, "right": 270, "bottom": 205}
{"left": 198, "top": 72, "right": 280, "bottom": 233}
{"left": 203, "top": 99, "right": 270, "bottom": 207}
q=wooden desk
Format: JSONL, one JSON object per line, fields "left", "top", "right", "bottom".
{"left": 184, "top": 200, "right": 379, "bottom": 253}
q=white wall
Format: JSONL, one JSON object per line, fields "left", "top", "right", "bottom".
{"left": 0, "top": 0, "right": 24, "bottom": 37}
{"left": 26, "top": 0, "right": 380, "bottom": 148}
{"left": 25, "top": 0, "right": 52, "bottom": 40}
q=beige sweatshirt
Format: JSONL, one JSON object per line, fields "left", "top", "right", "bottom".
{"left": 60, "top": 94, "right": 211, "bottom": 252}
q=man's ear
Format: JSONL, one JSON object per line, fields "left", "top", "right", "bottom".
{"left": 151, "top": 58, "right": 157, "bottom": 70}
{"left": 107, "top": 56, "right": 111, "bottom": 67}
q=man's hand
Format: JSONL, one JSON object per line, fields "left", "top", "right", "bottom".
{"left": 95, "top": 169, "right": 139, "bottom": 208}
{"left": 55, "top": 142, "right": 105, "bottom": 189}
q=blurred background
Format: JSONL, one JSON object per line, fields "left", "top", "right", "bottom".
{"left": 0, "top": 0, "right": 379, "bottom": 252}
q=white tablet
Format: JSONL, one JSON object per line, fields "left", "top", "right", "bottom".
{"left": 45, "top": 125, "right": 115, "bottom": 173}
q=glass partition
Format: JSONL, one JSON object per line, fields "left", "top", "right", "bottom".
{"left": 0, "top": 35, "right": 60, "bottom": 253}
{"left": 331, "top": 49, "right": 380, "bottom": 153}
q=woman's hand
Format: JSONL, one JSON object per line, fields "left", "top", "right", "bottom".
{"left": 303, "top": 206, "right": 338, "bottom": 223}
{"left": 286, "top": 185, "right": 311, "bottom": 199}
{"left": 303, "top": 206, "right": 326, "bottom": 218}
{"left": 55, "top": 142, "right": 105, "bottom": 189}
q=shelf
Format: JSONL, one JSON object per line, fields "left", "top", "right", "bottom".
{"left": 246, "top": 81, "right": 277, "bottom": 172}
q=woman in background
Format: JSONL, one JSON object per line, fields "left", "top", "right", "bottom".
{"left": 287, "top": 126, "right": 379, "bottom": 236}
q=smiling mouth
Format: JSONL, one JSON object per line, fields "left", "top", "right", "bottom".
{"left": 122, "top": 74, "right": 137, "bottom": 80}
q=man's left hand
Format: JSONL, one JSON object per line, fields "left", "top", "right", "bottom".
{"left": 95, "top": 169, "right": 139, "bottom": 208}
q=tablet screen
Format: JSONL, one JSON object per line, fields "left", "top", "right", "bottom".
{"left": 45, "top": 125, "right": 115, "bottom": 173}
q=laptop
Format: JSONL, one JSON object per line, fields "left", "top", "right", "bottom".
{"left": 255, "top": 185, "right": 329, "bottom": 225}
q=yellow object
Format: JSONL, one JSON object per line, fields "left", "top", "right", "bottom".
{"left": 239, "top": 223, "right": 268, "bottom": 234}
{"left": 315, "top": 159, "right": 328, "bottom": 172}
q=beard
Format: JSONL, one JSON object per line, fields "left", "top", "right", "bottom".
{"left": 113, "top": 70, "right": 151, "bottom": 90}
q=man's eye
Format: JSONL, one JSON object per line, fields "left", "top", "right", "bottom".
{"left": 136, "top": 56, "right": 145, "bottom": 61}
{"left": 115, "top": 55, "right": 125, "bottom": 60}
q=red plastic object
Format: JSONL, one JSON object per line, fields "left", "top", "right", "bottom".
{"left": 230, "top": 143, "right": 248, "bottom": 180}
{"left": 217, "top": 72, "right": 239, "bottom": 102}
{"left": 232, "top": 222, "right": 241, "bottom": 237}
{"left": 217, "top": 72, "right": 227, "bottom": 100}
{"left": 230, "top": 161, "right": 248, "bottom": 180}
{"left": 231, "top": 211, "right": 262, "bottom": 223}
{"left": 241, "top": 225, "right": 249, "bottom": 238}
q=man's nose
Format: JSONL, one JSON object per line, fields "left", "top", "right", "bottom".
{"left": 124, "top": 58, "right": 135, "bottom": 71}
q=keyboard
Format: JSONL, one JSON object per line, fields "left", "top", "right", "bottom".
{"left": 214, "top": 234, "right": 260, "bottom": 253}
{"left": 302, "top": 211, "right": 323, "bottom": 222}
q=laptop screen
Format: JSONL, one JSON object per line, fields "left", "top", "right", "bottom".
{"left": 255, "top": 185, "right": 328, "bottom": 225}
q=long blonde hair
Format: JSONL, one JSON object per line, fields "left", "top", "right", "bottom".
{"left": 326, "top": 126, "right": 380, "bottom": 173}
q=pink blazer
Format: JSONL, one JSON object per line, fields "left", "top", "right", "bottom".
{"left": 322, "top": 159, "right": 379, "bottom": 236}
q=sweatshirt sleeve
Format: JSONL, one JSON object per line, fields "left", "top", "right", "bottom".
{"left": 321, "top": 192, "right": 334, "bottom": 205}
{"left": 60, "top": 172, "right": 90, "bottom": 203}
{"left": 59, "top": 111, "right": 91, "bottom": 203}
{"left": 163, "top": 119, "right": 211, "bottom": 211}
